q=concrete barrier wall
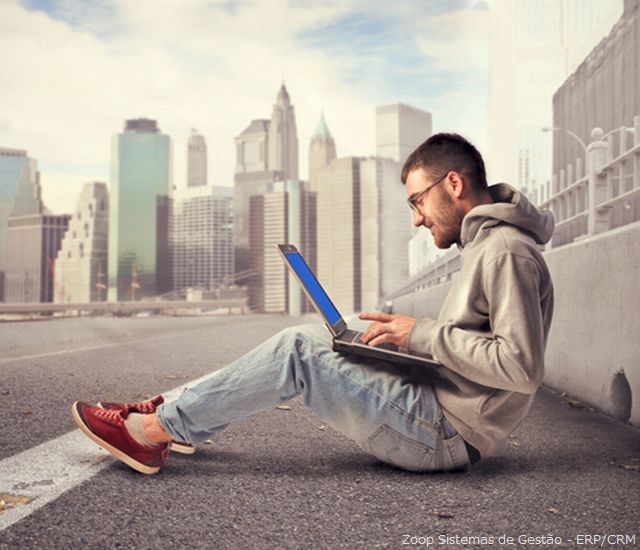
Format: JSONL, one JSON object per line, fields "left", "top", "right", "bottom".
{"left": 391, "top": 221, "right": 640, "bottom": 427}
{"left": 543, "top": 221, "right": 640, "bottom": 426}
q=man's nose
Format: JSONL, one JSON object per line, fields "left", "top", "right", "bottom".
{"left": 412, "top": 209, "right": 424, "bottom": 227}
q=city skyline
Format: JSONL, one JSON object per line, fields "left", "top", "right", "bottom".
{"left": 2, "top": 0, "right": 491, "bottom": 215}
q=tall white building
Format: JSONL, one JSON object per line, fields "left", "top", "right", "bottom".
{"left": 308, "top": 111, "right": 337, "bottom": 193}
{"left": 268, "top": 83, "right": 299, "bottom": 180}
{"left": 360, "top": 157, "right": 411, "bottom": 306}
{"left": 248, "top": 180, "right": 315, "bottom": 314}
{"left": 317, "top": 157, "right": 361, "bottom": 314}
{"left": 187, "top": 129, "right": 207, "bottom": 188}
{"left": 317, "top": 156, "right": 411, "bottom": 314}
{"left": 171, "top": 185, "right": 234, "bottom": 291}
{"left": 487, "top": 0, "right": 624, "bottom": 196}
{"left": 376, "top": 103, "right": 432, "bottom": 166}
{"left": 54, "top": 182, "right": 109, "bottom": 303}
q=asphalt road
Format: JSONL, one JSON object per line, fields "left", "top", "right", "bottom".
{"left": 0, "top": 314, "right": 639, "bottom": 550}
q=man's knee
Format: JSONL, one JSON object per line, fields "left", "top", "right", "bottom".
{"left": 270, "top": 324, "right": 333, "bottom": 363}
{"left": 277, "top": 323, "right": 329, "bottom": 345}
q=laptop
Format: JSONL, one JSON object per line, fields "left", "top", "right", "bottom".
{"left": 277, "top": 244, "right": 441, "bottom": 369}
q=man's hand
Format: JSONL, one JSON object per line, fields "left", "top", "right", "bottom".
{"left": 358, "top": 312, "right": 417, "bottom": 348}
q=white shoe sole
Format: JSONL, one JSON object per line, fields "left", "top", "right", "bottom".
{"left": 170, "top": 442, "right": 196, "bottom": 454}
{"left": 71, "top": 402, "right": 162, "bottom": 475}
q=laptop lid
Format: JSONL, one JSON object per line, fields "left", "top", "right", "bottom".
{"left": 276, "top": 244, "right": 347, "bottom": 337}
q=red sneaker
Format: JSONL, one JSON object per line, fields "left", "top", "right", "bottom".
{"left": 72, "top": 401, "right": 168, "bottom": 475}
{"left": 97, "top": 395, "right": 196, "bottom": 455}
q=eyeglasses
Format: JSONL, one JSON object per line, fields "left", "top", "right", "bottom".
{"left": 407, "top": 173, "right": 448, "bottom": 215}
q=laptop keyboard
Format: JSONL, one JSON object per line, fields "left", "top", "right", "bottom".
{"left": 340, "top": 329, "right": 361, "bottom": 343}
{"left": 339, "top": 329, "right": 400, "bottom": 352}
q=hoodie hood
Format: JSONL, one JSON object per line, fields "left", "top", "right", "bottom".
{"left": 459, "top": 183, "right": 555, "bottom": 249}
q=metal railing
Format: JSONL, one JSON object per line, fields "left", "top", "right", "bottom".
{"left": 538, "top": 116, "right": 640, "bottom": 248}
{"left": 0, "top": 298, "right": 248, "bottom": 317}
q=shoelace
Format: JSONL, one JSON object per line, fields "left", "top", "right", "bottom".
{"left": 123, "top": 395, "right": 163, "bottom": 414}
{"left": 135, "top": 400, "right": 158, "bottom": 414}
{"left": 95, "top": 407, "right": 127, "bottom": 424}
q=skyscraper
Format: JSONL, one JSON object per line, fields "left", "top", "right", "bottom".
{"left": 308, "top": 111, "right": 337, "bottom": 193}
{"left": 248, "top": 180, "right": 315, "bottom": 314}
{"left": 172, "top": 186, "right": 234, "bottom": 291}
{"left": 487, "top": 0, "right": 624, "bottom": 196}
{"left": 360, "top": 157, "right": 411, "bottom": 304}
{"left": 234, "top": 119, "right": 282, "bottom": 274}
{"left": 376, "top": 103, "right": 433, "bottom": 166}
{"left": 268, "top": 83, "right": 299, "bottom": 180}
{"left": 108, "top": 118, "right": 172, "bottom": 301}
{"left": 317, "top": 155, "right": 410, "bottom": 314}
{"left": 317, "top": 157, "right": 362, "bottom": 314}
{"left": 234, "top": 84, "right": 299, "bottom": 283}
{"left": 187, "top": 129, "right": 207, "bottom": 188}
{"left": 54, "top": 182, "right": 109, "bottom": 303}
{"left": 5, "top": 160, "right": 69, "bottom": 303}
{"left": 0, "top": 147, "right": 30, "bottom": 301}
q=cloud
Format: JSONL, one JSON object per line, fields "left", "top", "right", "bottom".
{"left": 2, "top": 0, "right": 490, "bottom": 213}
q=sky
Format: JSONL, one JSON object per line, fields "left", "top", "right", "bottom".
{"left": 1, "top": 0, "right": 491, "bottom": 214}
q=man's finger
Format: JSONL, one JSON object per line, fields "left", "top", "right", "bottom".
{"left": 360, "top": 322, "right": 380, "bottom": 343}
{"left": 369, "top": 333, "right": 390, "bottom": 347}
{"left": 359, "top": 311, "right": 393, "bottom": 322}
{"left": 360, "top": 325, "right": 376, "bottom": 343}
{"left": 360, "top": 323, "right": 388, "bottom": 344}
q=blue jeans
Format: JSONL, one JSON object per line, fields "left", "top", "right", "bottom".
{"left": 157, "top": 323, "right": 471, "bottom": 472}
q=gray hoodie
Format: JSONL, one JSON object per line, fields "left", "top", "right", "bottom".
{"left": 408, "top": 183, "right": 555, "bottom": 458}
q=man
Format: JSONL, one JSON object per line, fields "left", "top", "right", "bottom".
{"left": 72, "top": 133, "right": 554, "bottom": 475}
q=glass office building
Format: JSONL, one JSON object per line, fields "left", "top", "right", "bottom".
{"left": 108, "top": 118, "right": 172, "bottom": 301}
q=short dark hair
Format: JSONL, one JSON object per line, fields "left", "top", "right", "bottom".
{"left": 401, "top": 133, "right": 488, "bottom": 192}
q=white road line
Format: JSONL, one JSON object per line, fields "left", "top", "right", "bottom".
{"left": 0, "top": 430, "right": 113, "bottom": 531}
{"left": 0, "top": 369, "right": 222, "bottom": 532}
{"left": 0, "top": 342, "right": 129, "bottom": 365}
{"left": 0, "top": 334, "right": 185, "bottom": 365}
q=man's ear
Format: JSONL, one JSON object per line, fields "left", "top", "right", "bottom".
{"left": 448, "top": 171, "right": 465, "bottom": 198}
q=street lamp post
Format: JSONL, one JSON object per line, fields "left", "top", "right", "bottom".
{"left": 542, "top": 126, "right": 588, "bottom": 188}
{"left": 542, "top": 126, "right": 588, "bottom": 153}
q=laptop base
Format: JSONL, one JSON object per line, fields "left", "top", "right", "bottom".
{"left": 332, "top": 338, "right": 441, "bottom": 369}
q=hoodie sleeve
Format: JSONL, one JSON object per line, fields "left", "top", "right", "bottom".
{"left": 408, "top": 253, "right": 545, "bottom": 393}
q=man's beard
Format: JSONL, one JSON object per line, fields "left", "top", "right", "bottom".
{"left": 429, "top": 191, "right": 465, "bottom": 249}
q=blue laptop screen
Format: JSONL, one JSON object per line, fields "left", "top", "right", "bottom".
{"left": 285, "top": 252, "right": 341, "bottom": 325}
